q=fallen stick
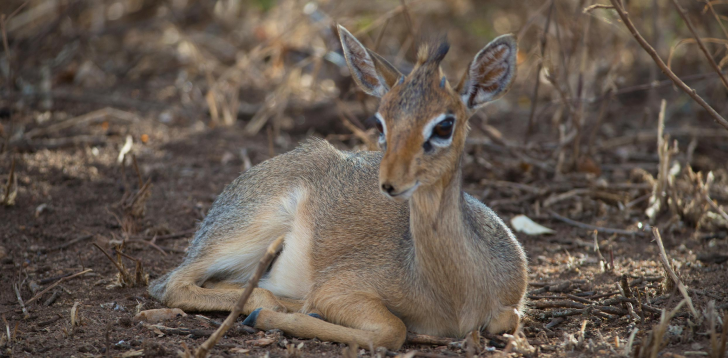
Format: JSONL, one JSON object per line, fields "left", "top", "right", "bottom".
{"left": 600, "top": 296, "right": 661, "bottom": 314}
{"left": 541, "top": 307, "right": 613, "bottom": 320}
{"left": 39, "top": 273, "right": 72, "bottom": 285}
{"left": 43, "top": 290, "right": 61, "bottom": 307}
{"left": 549, "top": 210, "right": 644, "bottom": 236}
{"left": 144, "top": 323, "right": 216, "bottom": 338}
{"left": 39, "top": 235, "right": 93, "bottom": 253}
{"left": 26, "top": 269, "right": 93, "bottom": 305}
{"left": 2, "top": 158, "right": 16, "bottom": 206}
{"left": 11, "top": 135, "right": 108, "bottom": 151}
{"left": 533, "top": 300, "right": 585, "bottom": 310}
{"left": 14, "top": 283, "right": 29, "bottom": 319}
{"left": 23, "top": 107, "right": 137, "bottom": 140}
{"left": 194, "top": 236, "right": 284, "bottom": 358}
{"left": 385, "top": 351, "right": 453, "bottom": 358}
{"left": 652, "top": 228, "right": 698, "bottom": 317}
{"left": 545, "top": 317, "right": 566, "bottom": 329}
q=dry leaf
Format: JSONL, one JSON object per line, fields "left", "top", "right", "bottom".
{"left": 510, "top": 215, "right": 555, "bottom": 235}
{"left": 70, "top": 302, "right": 81, "bottom": 326}
{"left": 245, "top": 337, "right": 276, "bottom": 347}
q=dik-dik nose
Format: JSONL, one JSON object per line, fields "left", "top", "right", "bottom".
{"left": 381, "top": 183, "right": 396, "bottom": 196}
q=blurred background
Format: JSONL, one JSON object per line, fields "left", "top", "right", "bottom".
{"left": 2, "top": 0, "right": 728, "bottom": 223}
{"left": 2, "top": 0, "right": 727, "bottom": 172}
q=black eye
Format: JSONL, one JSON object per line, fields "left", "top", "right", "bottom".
{"left": 432, "top": 117, "right": 454, "bottom": 139}
{"left": 367, "top": 115, "right": 384, "bottom": 134}
{"left": 375, "top": 120, "right": 384, "bottom": 134}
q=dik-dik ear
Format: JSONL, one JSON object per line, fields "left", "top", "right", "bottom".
{"left": 455, "top": 34, "right": 517, "bottom": 111}
{"left": 338, "top": 25, "right": 403, "bottom": 97}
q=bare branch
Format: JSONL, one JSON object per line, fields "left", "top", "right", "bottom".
{"left": 670, "top": 0, "right": 728, "bottom": 90}
{"left": 607, "top": 0, "right": 728, "bottom": 132}
{"left": 524, "top": 0, "right": 555, "bottom": 144}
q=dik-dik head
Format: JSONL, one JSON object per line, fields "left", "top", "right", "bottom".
{"left": 338, "top": 25, "right": 517, "bottom": 201}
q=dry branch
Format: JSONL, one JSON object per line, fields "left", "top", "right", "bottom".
{"left": 705, "top": 192, "right": 728, "bottom": 224}
{"left": 607, "top": 0, "right": 728, "bottom": 131}
{"left": 652, "top": 228, "right": 698, "bottom": 317}
{"left": 587, "top": 70, "right": 728, "bottom": 104}
{"left": 144, "top": 323, "right": 216, "bottom": 338}
{"left": 524, "top": 0, "right": 555, "bottom": 143}
{"left": 13, "top": 283, "right": 28, "bottom": 319}
{"left": 1, "top": 158, "right": 16, "bottom": 206}
{"left": 194, "top": 236, "right": 284, "bottom": 358}
{"left": 26, "top": 269, "right": 93, "bottom": 305}
{"left": 549, "top": 210, "right": 644, "bottom": 236}
{"left": 93, "top": 243, "right": 132, "bottom": 284}
{"left": 669, "top": 0, "right": 728, "bottom": 90}
{"left": 38, "top": 235, "right": 93, "bottom": 254}
{"left": 22, "top": 107, "right": 137, "bottom": 140}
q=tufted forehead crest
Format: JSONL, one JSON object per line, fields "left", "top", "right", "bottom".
{"left": 416, "top": 38, "right": 450, "bottom": 66}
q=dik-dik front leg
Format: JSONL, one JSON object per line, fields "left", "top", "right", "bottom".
{"left": 242, "top": 294, "right": 407, "bottom": 350}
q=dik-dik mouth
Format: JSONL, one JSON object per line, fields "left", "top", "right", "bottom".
{"left": 382, "top": 181, "right": 420, "bottom": 201}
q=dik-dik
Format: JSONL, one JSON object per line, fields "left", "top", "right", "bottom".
{"left": 150, "top": 25, "right": 528, "bottom": 350}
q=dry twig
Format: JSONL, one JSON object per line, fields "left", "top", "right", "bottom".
{"left": 2, "top": 158, "right": 16, "bottom": 206}
{"left": 26, "top": 269, "right": 93, "bottom": 305}
{"left": 652, "top": 227, "right": 697, "bottom": 317}
{"left": 670, "top": 0, "right": 728, "bottom": 90}
{"left": 549, "top": 210, "right": 644, "bottom": 236}
{"left": 194, "top": 236, "right": 284, "bottom": 358}
{"left": 607, "top": 0, "right": 728, "bottom": 131}
{"left": 13, "top": 283, "right": 28, "bottom": 319}
{"left": 524, "top": 0, "right": 555, "bottom": 143}
{"left": 38, "top": 235, "right": 93, "bottom": 254}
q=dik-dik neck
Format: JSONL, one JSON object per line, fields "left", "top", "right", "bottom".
{"left": 408, "top": 157, "right": 473, "bottom": 286}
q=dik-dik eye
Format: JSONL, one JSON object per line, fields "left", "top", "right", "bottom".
{"left": 374, "top": 119, "right": 384, "bottom": 134}
{"left": 432, "top": 117, "right": 454, "bottom": 140}
{"left": 371, "top": 113, "right": 388, "bottom": 147}
{"left": 423, "top": 114, "right": 456, "bottom": 152}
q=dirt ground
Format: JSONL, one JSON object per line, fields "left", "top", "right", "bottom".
{"left": 1, "top": 0, "right": 728, "bottom": 357}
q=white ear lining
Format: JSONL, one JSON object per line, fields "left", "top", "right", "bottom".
{"left": 460, "top": 35, "right": 517, "bottom": 110}
{"left": 339, "top": 25, "right": 389, "bottom": 97}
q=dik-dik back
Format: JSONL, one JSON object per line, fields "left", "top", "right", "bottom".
{"left": 149, "top": 26, "right": 528, "bottom": 350}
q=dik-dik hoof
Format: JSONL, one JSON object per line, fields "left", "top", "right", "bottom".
{"left": 242, "top": 308, "right": 262, "bottom": 327}
{"left": 487, "top": 308, "right": 521, "bottom": 334}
